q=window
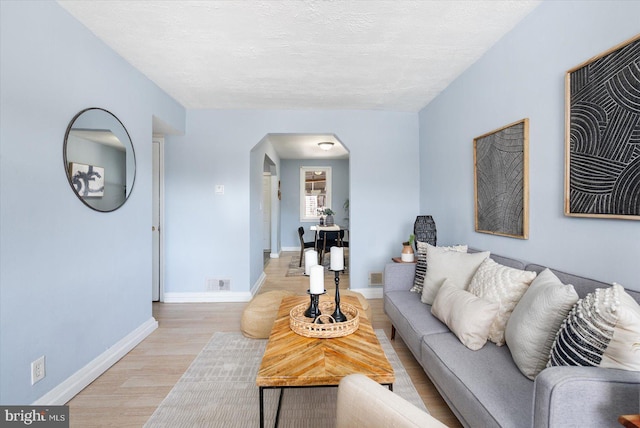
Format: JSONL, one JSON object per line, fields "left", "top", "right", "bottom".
{"left": 300, "top": 166, "right": 331, "bottom": 222}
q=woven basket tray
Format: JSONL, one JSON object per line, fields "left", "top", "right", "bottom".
{"left": 289, "top": 301, "right": 359, "bottom": 338}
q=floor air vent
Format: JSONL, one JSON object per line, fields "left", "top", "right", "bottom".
{"left": 207, "top": 278, "right": 230, "bottom": 291}
{"left": 368, "top": 272, "right": 384, "bottom": 286}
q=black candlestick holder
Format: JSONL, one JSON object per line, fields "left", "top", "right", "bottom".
{"left": 304, "top": 289, "right": 325, "bottom": 319}
{"left": 330, "top": 269, "right": 348, "bottom": 323}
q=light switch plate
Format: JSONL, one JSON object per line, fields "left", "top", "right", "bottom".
{"left": 215, "top": 185, "right": 224, "bottom": 195}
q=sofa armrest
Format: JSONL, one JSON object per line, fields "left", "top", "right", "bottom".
{"left": 533, "top": 366, "right": 640, "bottom": 428}
{"left": 383, "top": 263, "right": 416, "bottom": 293}
{"left": 336, "top": 374, "right": 448, "bottom": 428}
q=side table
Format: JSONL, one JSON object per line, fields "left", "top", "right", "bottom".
{"left": 619, "top": 415, "right": 640, "bottom": 428}
{"left": 391, "top": 257, "right": 416, "bottom": 263}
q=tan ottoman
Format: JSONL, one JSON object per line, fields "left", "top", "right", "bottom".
{"left": 322, "top": 289, "right": 372, "bottom": 321}
{"left": 241, "top": 290, "right": 294, "bottom": 339}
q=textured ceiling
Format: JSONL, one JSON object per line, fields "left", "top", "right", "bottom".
{"left": 57, "top": 0, "right": 540, "bottom": 112}
{"left": 266, "top": 134, "right": 349, "bottom": 159}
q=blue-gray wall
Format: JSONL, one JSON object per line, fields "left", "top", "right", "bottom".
{"left": 165, "top": 110, "right": 419, "bottom": 296}
{"left": 0, "top": 2, "right": 185, "bottom": 404}
{"left": 419, "top": 0, "right": 640, "bottom": 290}
{"left": 280, "top": 158, "right": 350, "bottom": 249}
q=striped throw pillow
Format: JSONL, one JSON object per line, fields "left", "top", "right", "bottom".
{"left": 410, "top": 243, "right": 467, "bottom": 293}
{"left": 547, "top": 283, "right": 640, "bottom": 371}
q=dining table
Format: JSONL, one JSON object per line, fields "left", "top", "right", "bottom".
{"left": 310, "top": 224, "right": 347, "bottom": 248}
{"left": 309, "top": 224, "right": 348, "bottom": 265}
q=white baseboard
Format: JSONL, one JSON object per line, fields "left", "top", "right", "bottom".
{"left": 270, "top": 252, "right": 280, "bottom": 258}
{"left": 350, "top": 287, "right": 383, "bottom": 299}
{"left": 163, "top": 291, "right": 253, "bottom": 302}
{"left": 33, "top": 317, "right": 158, "bottom": 405}
{"left": 281, "top": 246, "right": 299, "bottom": 252}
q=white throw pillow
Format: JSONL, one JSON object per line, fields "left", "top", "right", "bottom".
{"left": 468, "top": 258, "right": 537, "bottom": 346}
{"left": 421, "top": 243, "right": 489, "bottom": 305}
{"left": 410, "top": 243, "right": 467, "bottom": 294}
{"left": 431, "top": 279, "right": 500, "bottom": 351}
{"left": 504, "top": 268, "right": 579, "bottom": 379}
{"left": 548, "top": 283, "right": 640, "bottom": 372}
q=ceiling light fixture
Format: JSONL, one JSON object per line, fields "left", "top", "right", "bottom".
{"left": 318, "top": 141, "right": 334, "bottom": 151}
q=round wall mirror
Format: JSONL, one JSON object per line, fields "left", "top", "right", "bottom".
{"left": 63, "top": 108, "right": 136, "bottom": 212}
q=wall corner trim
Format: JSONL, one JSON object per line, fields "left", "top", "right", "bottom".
{"left": 251, "top": 272, "right": 267, "bottom": 296}
{"left": 32, "top": 317, "right": 158, "bottom": 405}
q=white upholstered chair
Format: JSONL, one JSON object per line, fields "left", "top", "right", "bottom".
{"left": 336, "top": 374, "right": 449, "bottom": 428}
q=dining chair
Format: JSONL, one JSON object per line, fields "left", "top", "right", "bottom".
{"left": 318, "top": 230, "right": 342, "bottom": 265}
{"left": 298, "top": 227, "right": 316, "bottom": 267}
{"left": 339, "top": 229, "right": 348, "bottom": 248}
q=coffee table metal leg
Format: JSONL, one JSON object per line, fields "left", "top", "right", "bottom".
{"left": 259, "top": 387, "right": 264, "bottom": 428}
{"left": 274, "top": 388, "right": 284, "bottom": 428}
{"left": 259, "top": 387, "right": 284, "bottom": 428}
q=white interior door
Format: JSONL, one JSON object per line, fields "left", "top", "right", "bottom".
{"left": 152, "top": 138, "right": 164, "bottom": 301}
{"left": 262, "top": 174, "right": 271, "bottom": 251}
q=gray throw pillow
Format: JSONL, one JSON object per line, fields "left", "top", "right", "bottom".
{"left": 504, "top": 268, "right": 578, "bottom": 379}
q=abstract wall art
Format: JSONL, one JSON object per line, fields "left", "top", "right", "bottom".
{"left": 69, "top": 162, "right": 105, "bottom": 198}
{"left": 565, "top": 34, "right": 640, "bottom": 220}
{"left": 474, "top": 119, "right": 529, "bottom": 239}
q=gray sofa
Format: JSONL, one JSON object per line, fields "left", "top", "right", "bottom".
{"left": 383, "top": 250, "right": 640, "bottom": 428}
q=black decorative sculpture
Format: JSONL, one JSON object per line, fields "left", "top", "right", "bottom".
{"left": 414, "top": 215, "right": 436, "bottom": 248}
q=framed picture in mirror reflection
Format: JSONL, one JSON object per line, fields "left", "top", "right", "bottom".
{"left": 69, "top": 162, "right": 105, "bottom": 198}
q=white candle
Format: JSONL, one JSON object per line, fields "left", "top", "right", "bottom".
{"left": 304, "top": 249, "right": 318, "bottom": 275}
{"left": 330, "top": 246, "right": 344, "bottom": 271}
{"left": 309, "top": 265, "right": 324, "bottom": 294}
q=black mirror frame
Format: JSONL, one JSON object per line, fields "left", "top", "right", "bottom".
{"left": 63, "top": 107, "right": 136, "bottom": 212}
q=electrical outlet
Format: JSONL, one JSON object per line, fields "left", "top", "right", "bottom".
{"left": 31, "top": 356, "right": 45, "bottom": 385}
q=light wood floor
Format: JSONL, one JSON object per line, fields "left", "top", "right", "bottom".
{"left": 67, "top": 252, "right": 462, "bottom": 427}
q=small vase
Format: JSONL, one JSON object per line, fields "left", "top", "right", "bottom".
{"left": 319, "top": 216, "right": 325, "bottom": 226}
{"left": 401, "top": 244, "right": 415, "bottom": 262}
{"left": 325, "top": 214, "right": 334, "bottom": 226}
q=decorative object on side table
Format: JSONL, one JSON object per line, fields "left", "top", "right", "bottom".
{"left": 401, "top": 234, "right": 415, "bottom": 262}
{"left": 414, "top": 215, "right": 436, "bottom": 247}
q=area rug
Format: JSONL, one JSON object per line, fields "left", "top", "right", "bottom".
{"left": 286, "top": 255, "right": 349, "bottom": 277}
{"left": 144, "top": 330, "right": 426, "bottom": 428}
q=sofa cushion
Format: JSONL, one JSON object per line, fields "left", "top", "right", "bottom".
{"left": 431, "top": 279, "right": 499, "bottom": 350}
{"left": 468, "top": 258, "right": 537, "bottom": 346}
{"left": 421, "top": 332, "right": 533, "bottom": 428}
{"left": 410, "top": 243, "right": 467, "bottom": 294}
{"left": 384, "top": 290, "right": 449, "bottom": 359}
{"left": 548, "top": 283, "right": 640, "bottom": 371}
{"left": 505, "top": 268, "right": 579, "bottom": 379}
{"left": 421, "top": 243, "right": 489, "bottom": 305}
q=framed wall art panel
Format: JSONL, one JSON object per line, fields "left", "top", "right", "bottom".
{"left": 565, "top": 34, "right": 640, "bottom": 220}
{"left": 474, "top": 119, "right": 529, "bottom": 239}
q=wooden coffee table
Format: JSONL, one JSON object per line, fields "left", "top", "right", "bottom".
{"left": 256, "top": 294, "right": 395, "bottom": 428}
